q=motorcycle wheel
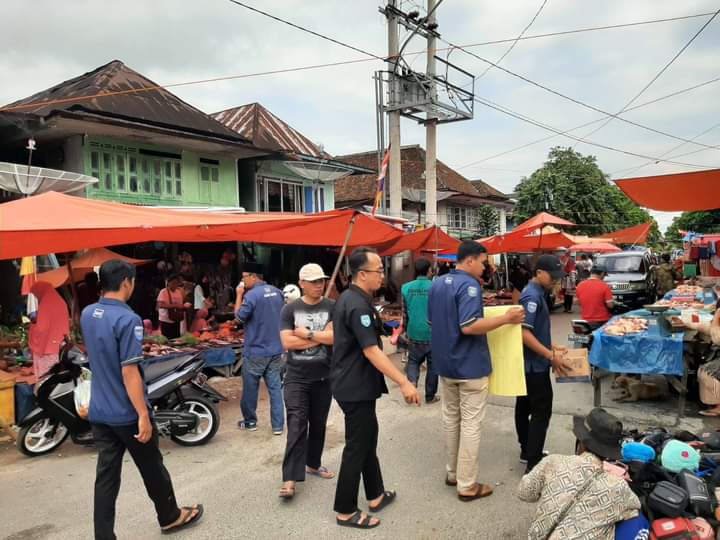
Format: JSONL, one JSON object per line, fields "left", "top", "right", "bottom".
{"left": 17, "top": 416, "right": 70, "bottom": 457}
{"left": 171, "top": 395, "right": 220, "bottom": 446}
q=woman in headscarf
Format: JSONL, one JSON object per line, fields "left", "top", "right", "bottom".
{"left": 28, "top": 281, "right": 70, "bottom": 379}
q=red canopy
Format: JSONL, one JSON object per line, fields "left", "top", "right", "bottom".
{"left": 514, "top": 212, "right": 575, "bottom": 233}
{"left": 615, "top": 169, "right": 720, "bottom": 211}
{"left": 0, "top": 192, "right": 403, "bottom": 259}
{"left": 599, "top": 222, "right": 652, "bottom": 245}
{"left": 378, "top": 226, "right": 460, "bottom": 257}
{"left": 570, "top": 242, "right": 621, "bottom": 253}
{"left": 478, "top": 229, "right": 574, "bottom": 254}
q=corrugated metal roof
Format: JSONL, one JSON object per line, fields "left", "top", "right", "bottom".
{"left": 4, "top": 60, "right": 247, "bottom": 143}
{"left": 212, "top": 103, "right": 324, "bottom": 158}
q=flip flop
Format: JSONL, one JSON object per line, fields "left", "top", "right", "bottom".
{"left": 336, "top": 511, "right": 380, "bottom": 529}
{"left": 458, "top": 484, "right": 494, "bottom": 502}
{"left": 306, "top": 466, "right": 335, "bottom": 479}
{"left": 161, "top": 504, "right": 204, "bottom": 534}
{"left": 369, "top": 490, "right": 396, "bottom": 513}
{"left": 279, "top": 485, "right": 295, "bottom": 500}
{"left": 699, "top": 410, "right": 720, "bottom": 417}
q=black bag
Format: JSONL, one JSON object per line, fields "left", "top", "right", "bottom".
{"left": 648, "top": 481, "right": 690, "bottom": 518}
{"left": 676, "top": 470, "right": 713, "bottom": 518}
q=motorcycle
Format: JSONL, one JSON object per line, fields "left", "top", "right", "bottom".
{"left": 17, "top": 342, "right": 226, "bottom": 457}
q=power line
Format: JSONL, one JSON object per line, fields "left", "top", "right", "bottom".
{"left": 441, "top": 32, "right": 720, "bottom": 151}
{"left": 611, "top": 120, "right": 720, "bottom": 177}
{"left": 0, "top": 9, "right": 713, "bottom": 113}
{"left": 456, "top": 75, "right": 720, "bottom": 171}
{"left": 581, "top": 8, "right": 720, "bottom": 140}
{"left": 472, "top": 94, "right": 715, "bottom": 168}
{"left": 226, "top": 0, "right": 382, "bottom": 59}
{"left": 476, "top": 0, "right": 549, "bottom": 80}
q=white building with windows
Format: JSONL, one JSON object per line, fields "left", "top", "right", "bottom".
{"left": 213, "top": 103, "right": 372, "bottom": 214}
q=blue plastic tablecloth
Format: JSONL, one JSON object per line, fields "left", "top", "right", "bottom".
{"left": 589, "top": 312, "right": 684, "bottom": 375}
{"left": 199, "top": 346, "right": 237, "bottom": 368}
{"left": 663, "top": 288, "right": 717, "bottom": 304}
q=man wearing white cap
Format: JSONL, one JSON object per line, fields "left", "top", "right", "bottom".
{"left": 278, "top": 263, "right": 336, "bottom": 500}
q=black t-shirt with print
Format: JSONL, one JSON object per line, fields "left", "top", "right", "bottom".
{"left": 280, "top": 298, "right": 335, "bottom": 383}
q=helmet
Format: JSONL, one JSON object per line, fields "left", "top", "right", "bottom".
{"left": 282, "top": 284, "right": 301, "bottom": 303}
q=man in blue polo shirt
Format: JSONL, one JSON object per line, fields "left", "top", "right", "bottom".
{"left": 81, "top": 260, "right": 202, "bottom": 539}
{"left": 429, "top": 241, "right": 525, "bottom": 501}
{"left": 515, "top": 254, "right": 572, "bottom": 474}
{"left": 235, "top": 262, "right": 285, "bottom": 434}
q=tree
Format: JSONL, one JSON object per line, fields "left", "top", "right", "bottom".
{"left": 474, "top": 205, "right": 499, "bottom": 238}
{"left": 666, "top": 210, "right": 720, "bottom": 244}
{"left": 514, "top": 147, "right": 660, "bottom": 242}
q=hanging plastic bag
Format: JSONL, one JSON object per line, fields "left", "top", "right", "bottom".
{"left": 73, "top": 367, "right": 92, "bottom": 419}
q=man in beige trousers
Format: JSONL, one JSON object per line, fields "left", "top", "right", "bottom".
{"left": 428, "top": 241, "right": 525, "bottom": 501}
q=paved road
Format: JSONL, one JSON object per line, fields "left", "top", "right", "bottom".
{"left": 1, "top": 311, "right": 716, "bottom": 540}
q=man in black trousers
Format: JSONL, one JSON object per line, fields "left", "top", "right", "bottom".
{"left": 331, "top": 247, "right": 420, "bottom": 530}
{"left": 278, "top": 263, "right": 336, "bottom": 499}
{"left": 81, "top": 260, "right": 202, "bottom": 539}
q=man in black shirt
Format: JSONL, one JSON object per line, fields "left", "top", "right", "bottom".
{"left": 332, "top": 247, "right": 420, "bottom": 530}
{"left": 278, "top": 263, "right": 336, "bottom": 500}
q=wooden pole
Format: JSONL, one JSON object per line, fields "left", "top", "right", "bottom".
{"left": 325, "top": 214, "right": 358, "bottom": 298}
{"left": 67, "top": 260, "right": 81, "bottom": 330}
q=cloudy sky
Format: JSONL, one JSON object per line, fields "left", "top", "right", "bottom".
{"left": 3, "top": 0, "right": 719, "bottom": 231}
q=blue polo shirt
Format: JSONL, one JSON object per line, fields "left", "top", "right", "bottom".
{"left": 236, "top": 281, "right": 284, "bottom": 358}
{"left": 428, "top": 269, "right": 492, "bottom": 379}
{"left": 80, "top": 298, "right": 147, "bottom": 426}
{"left": 520, "top": 281, "right": 552, "bottom": 373}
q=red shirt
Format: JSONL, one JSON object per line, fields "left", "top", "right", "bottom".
{"left": 575, "top": 278, "right": 613, "bottom": 322}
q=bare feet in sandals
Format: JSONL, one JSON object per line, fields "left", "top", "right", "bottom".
{"left": 336, "top": 511, "right": 380, "bottom": 529}
{"left": 161, "top": 504, "right": 203, "bottom": 534}
{"left": 279, "top": 481, "right": 296, "bottom": 500}
{"left": 306, "top": 466, "right": 335, "bottom": 479}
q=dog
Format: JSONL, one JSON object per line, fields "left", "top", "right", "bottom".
{"left": 612, "top": 375, "right": 669, "bottom": 402}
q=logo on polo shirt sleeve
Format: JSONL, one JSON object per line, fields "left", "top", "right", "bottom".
{"left": 92, "top": 308, "right": 104, "bottom": 319}
{"left": 527, "top": 301, "right": 537, "bottom": 313}
{"left": 360, "top": 314, "right": 371, "bottom": 327}
{"left": 468, "top": 286, "right": 478, "bottom": 297}
{"left": 134, "top": 326, "right": 144, "bottom": 341}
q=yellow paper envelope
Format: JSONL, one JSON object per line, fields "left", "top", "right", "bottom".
{"left": 485, "top": 305, "right": 527, "bottom": 397}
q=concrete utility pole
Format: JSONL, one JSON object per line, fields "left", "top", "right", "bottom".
{"left": 425, "top": 0, "right": 438, "bottom": 225}
{"left": 387, "top": 0, "right": 403, "bottom": 219}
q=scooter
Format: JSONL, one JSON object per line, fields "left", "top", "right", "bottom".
{"left": 17, "top": 342, "right": 226, "bottom": 457}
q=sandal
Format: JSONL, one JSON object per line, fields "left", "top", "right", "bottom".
{"left": 279, "top": 485, "right": 295, "bottom": 500}
{"left": 369, "top": 490, "right": 396, "bottom": 513}
{"left": 336, "top": 510, "right": 380, "bottom": 529}
{"left": 458, "top": 483, "right": 494, "bottom": 502}
{"left": 161, "top": 504, "right": 204, "bottom": 534}
{"left": 445, "top": 476, "right": 457, "bottom": 487}
{"left": 306, "top": 466, "right": 335, "bottom": 479}
{"left": 700, "top": 409, "right": 720, "bottom": 417}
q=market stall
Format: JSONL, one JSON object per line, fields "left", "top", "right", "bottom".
{"left": 589, "top": 285, "right": 718, "bottom": 418}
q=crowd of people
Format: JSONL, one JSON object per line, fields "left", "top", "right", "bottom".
{"left": 55, "top": 241, "right": 706, "bottom": 539}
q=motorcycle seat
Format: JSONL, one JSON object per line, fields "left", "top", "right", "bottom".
{"left": 142, "top": 354, "right": 198, "bottom": 384}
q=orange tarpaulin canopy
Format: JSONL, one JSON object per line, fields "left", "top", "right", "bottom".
{"left": 615, "top": 169, "right": 720, "bottom": 211}
{"left": 378, "top": 226, "right": 460, "bottom": 257}
{"left": 0, "top": 192, "right": 403, "bottom": 259}
{"left": 570, "top": 242, "right": 621, "bottom": 253}
{"left": 36, "top": 248, "right": 153, "bottom": 288}
{"left": 599, "top": 222, "right": 652, "bottom": 245}
{"left": 514, "top": 212, "right": 575, "bottom": 233}
{"left": 477, "top": 229, "right": 574, "bottom": 255}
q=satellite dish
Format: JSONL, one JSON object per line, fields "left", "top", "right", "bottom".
{"left": 0, "top": 161, "right": 98, "bottom": 195}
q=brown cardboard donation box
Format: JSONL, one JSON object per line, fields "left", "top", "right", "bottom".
{"left": 555, "top": 348, "right": 591, "bottom": 383}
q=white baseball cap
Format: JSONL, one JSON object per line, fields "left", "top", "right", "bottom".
{"left": 299, "top": 263, "right": 329, "bottom": 282}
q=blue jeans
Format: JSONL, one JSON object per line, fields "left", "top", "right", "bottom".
{"left": 241, "top": 355, "right": 285, "bottom": 431}
{"left": 406, "top": 341, "right": 438, "bottom": 400}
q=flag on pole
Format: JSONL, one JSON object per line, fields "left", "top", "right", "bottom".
{"left": 371, "top": 147, "right": 391, "bottom": 216}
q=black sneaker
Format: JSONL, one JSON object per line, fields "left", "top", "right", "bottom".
{"left": 238, "top": 420, "right": 257, "bottom": 431}
{"left": 519, "top": 451, "right": 548, "bottom": 464}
